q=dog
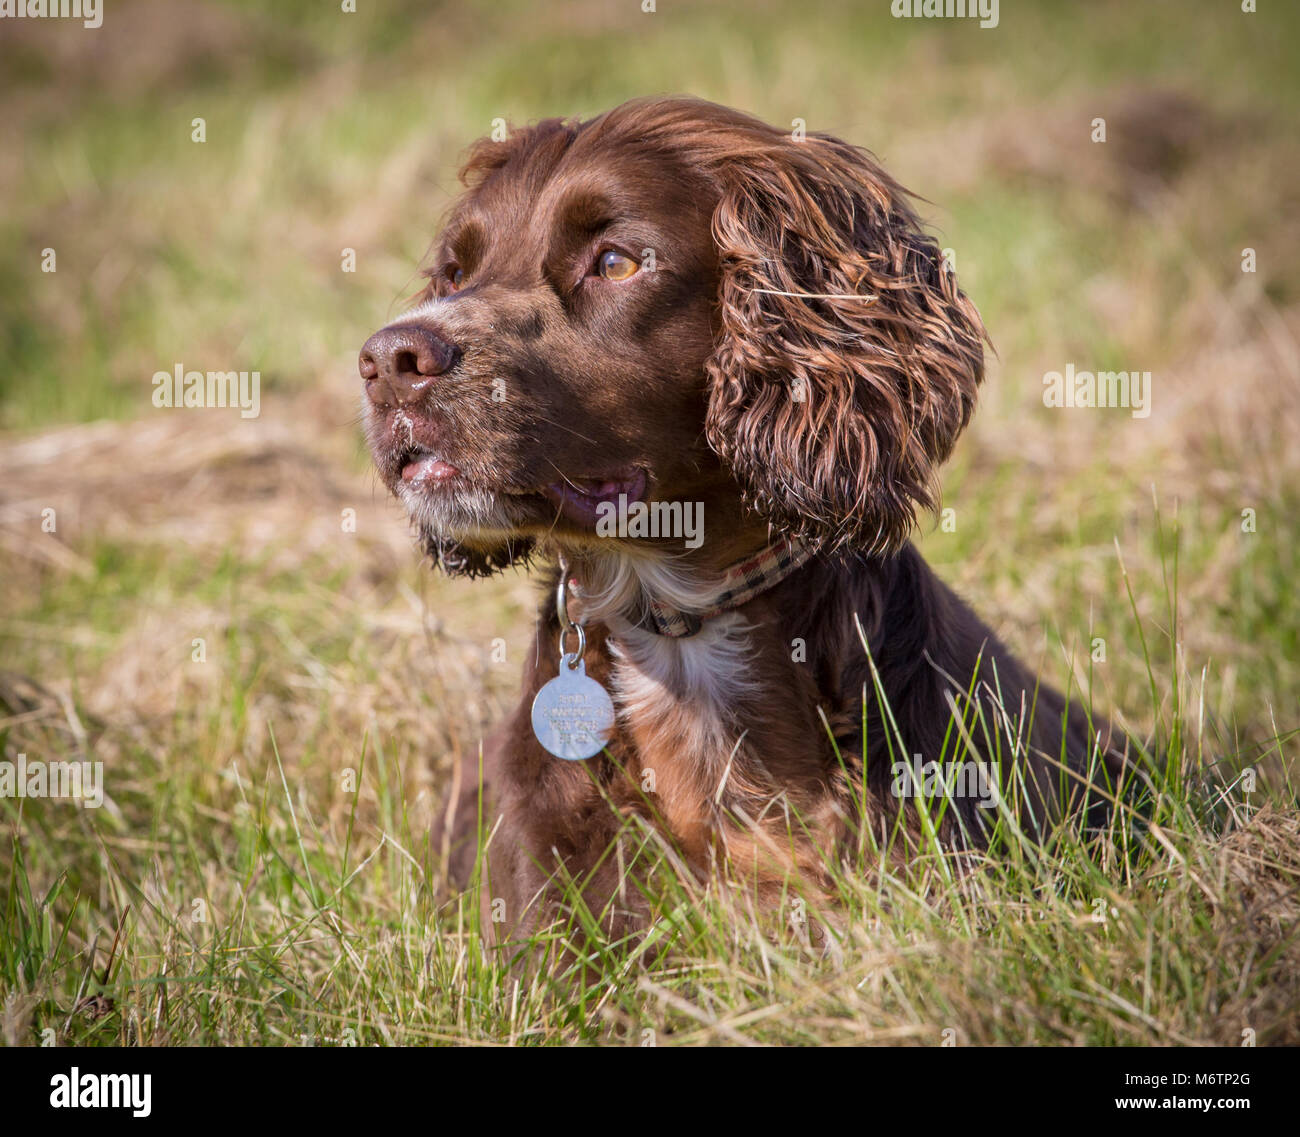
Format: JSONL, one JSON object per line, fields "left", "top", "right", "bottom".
{"left": 360, "top": 96, "right": 1131, "bottom": 938}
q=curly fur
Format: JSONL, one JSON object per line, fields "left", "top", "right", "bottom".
{"left": 358, "top": 98, "right": 1134, "bottom": 940}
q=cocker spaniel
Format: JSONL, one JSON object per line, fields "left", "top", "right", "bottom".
{"left": 360, "top": 97, "right": 1131, "bottom": 937}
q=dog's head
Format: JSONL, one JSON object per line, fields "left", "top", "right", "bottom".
{"left": 361, "top": 97, "right": 986, "bottom": 577}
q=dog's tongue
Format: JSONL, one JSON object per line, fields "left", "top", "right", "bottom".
{"left": 402, "top": 456, "right": 459, "bottom": 484}
{"left": 545, "top": 470, "right": 647, "bottom": 526}
{"left": 582, "top": 479, "right": 626, "bottom": 498}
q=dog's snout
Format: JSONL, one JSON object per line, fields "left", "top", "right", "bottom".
{"left": 359, "top": 324, "right": 459, "bottom": 406}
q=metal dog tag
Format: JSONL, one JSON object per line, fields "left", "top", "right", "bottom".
{"left": 531, "top": 656, "right": 615, "bottom": 761}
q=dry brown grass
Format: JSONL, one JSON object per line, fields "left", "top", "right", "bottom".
{"left": 1, "top": 0, "right": 1297, "bottom": 1047}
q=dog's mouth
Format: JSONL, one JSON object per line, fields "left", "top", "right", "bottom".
{"left": 394, "top": 443, "right": 646, "bottom": 529}
{"left": 542, "top": 469, "right": 648, "bottom": 527}
{"left": 399, "top": 446, "right": 461, "bottom": 487}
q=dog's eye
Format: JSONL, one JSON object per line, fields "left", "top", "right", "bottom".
{"left": 597, "top": 250, "right": 639, "bottom": 281}
{"left": 446, "top": 265, "right": 465, "bottom": 291}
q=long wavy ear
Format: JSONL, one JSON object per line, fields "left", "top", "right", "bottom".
{"left": 703, "top": 133, "right": 987, "bottom": 554}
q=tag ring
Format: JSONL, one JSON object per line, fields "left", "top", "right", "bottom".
{"left": 555, "top": 558, "right": 572, "bottom": 626}
{"left": 558, "top": 622, "right": 586, "bottom": 668}
{"left": 556, "top": 556, "right": 584, "bottom": 668}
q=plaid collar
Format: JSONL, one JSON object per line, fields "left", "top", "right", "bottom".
{"left": 640, "top": 537, "right": 815, "bottom": 638}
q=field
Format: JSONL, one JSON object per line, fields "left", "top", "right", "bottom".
{"left": 2, "top": 0, "right": 1298, "bottom": 1045}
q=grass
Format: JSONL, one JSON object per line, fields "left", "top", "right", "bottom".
{"left": 2, "top": 0, "right": 1299, "bottom": 1045}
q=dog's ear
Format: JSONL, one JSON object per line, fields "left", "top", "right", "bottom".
{"left": 704, "top": 133, "right": 987, "bottom": 554}
{"left": 421, "top": 533, "right": 534, "bottom": 580}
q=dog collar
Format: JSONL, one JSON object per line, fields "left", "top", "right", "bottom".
{"left": 638, "top": 537, "right": 815, "bottom": 637}
{"left": 533, "top": 538, "right": 813, "bottom": 760}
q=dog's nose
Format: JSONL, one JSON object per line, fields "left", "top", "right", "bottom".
{"left": 359, "top": 325, "right": 459, "bottom": 406}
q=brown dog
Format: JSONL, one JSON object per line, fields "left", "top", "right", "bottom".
{"left": 360, "top": 97, "right": 1130, "bottom": 938}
